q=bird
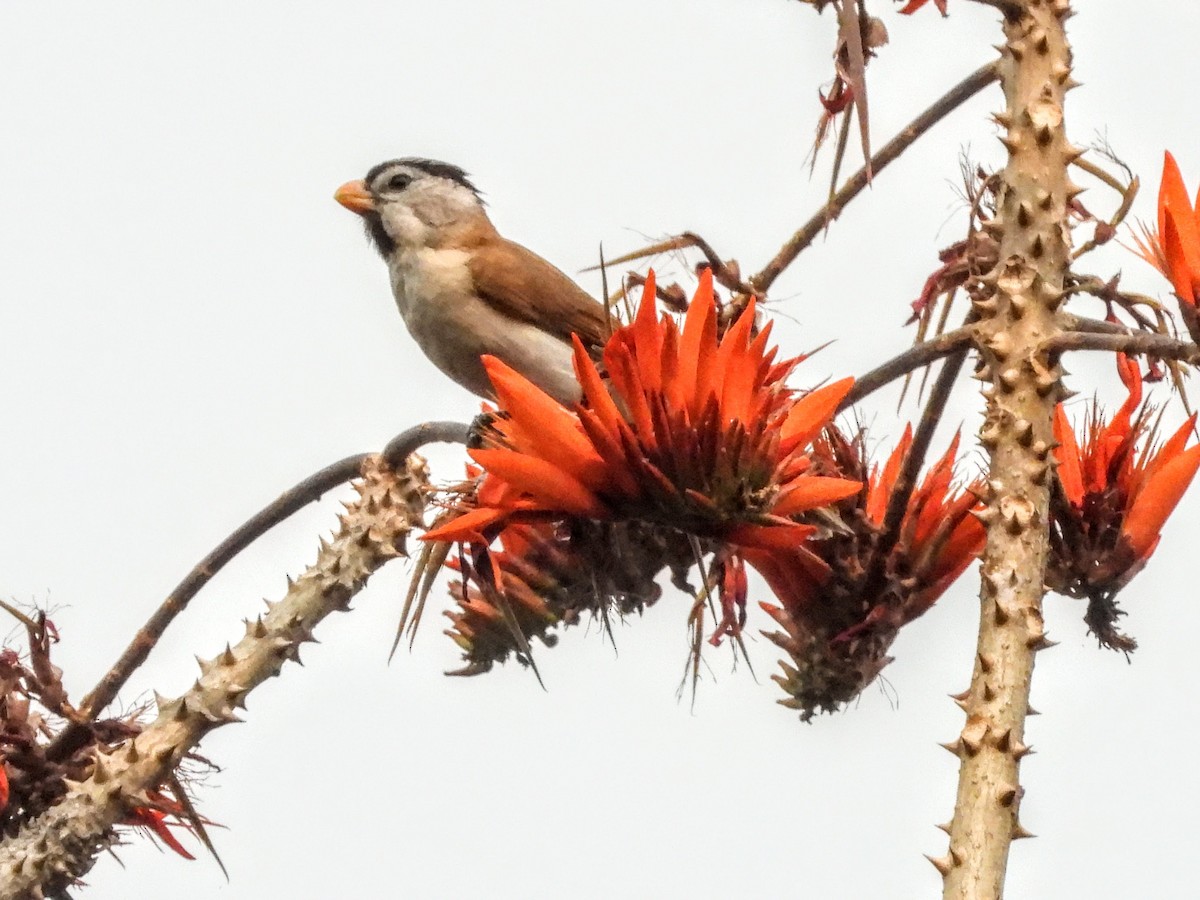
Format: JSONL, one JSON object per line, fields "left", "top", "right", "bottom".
{"left": 334, "top": 158, "right": 614, "bottom": 406}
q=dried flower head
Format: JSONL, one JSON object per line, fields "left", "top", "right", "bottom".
{"left": 754, "top": 424, "right": 986, "bottom": 719}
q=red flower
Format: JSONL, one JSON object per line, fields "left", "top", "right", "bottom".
{"left": 123, "top": 792, "right": 199, "bottom": 860}
{"left": 1049, "top": 353, "right": 1200, "bottom": 650}
{"left": 426, "top": 270, "right": 860, "bottom": 548}
{"left": 1154, "top": 152, "right": 1200, "bottom": 305}
{"left": 754, "top": 425, "right": 985, "bottom": 719}
{"left": 424, "top": 272, "right": 861, "bottom": 676}
{"left": 1131, "top": 152, "right": 1200, "bottom": 339}
{"left": 898, "top": 0, "right": 949, "bottom": 15}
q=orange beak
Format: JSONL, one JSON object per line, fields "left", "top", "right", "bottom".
{"left": 334, "top": 179, "right": 375, "bottom": 215}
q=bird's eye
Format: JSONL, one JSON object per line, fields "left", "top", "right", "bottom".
{"left": 387, "top": 173, "right": 413, "bottom": 191}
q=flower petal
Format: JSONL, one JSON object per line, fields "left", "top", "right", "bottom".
{"left": 779, "top": 378, "right": 855, "bottom": 455}
{"left": 718, "top": 298, "right": 761, "bottom": 423}
{"left": 571, "top": 335, "right": 624, "bottom": 435}
{"left": 727, "top": 522, "right": 817, "bottom": 551}
{"left": 1159, "top": 152, "right": 1200, "bottom": 303}
{"left": 772, "top": 476, "right": 863, "bottom": 516}
{"left": 469, "top": 448, "right": 610, "bottom": 518}
{"left": 483, "top": 355, "right": 605, "bottom": 486}
{"left": 1053, "top": 404, "right": 1085, "bottom": 507}
{"left": 678, "top": 269, "right": 719, "bottom": 417}
{"left": 422, "top": 506, "right": 510, "bottom": 544}
{"left": 630, "top": 270, "right": 663, "bottom": 394}
{"left": 1122, "top": 443, "right": 1200, "bottom": 560}
{"left": 867, "top": 424, "right": 912, "bottom": 524}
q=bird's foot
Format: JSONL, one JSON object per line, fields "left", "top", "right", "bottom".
{"left": 467, "top": 410, "right": 508, "bottom": 449}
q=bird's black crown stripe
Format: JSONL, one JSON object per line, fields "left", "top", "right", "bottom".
{"left": 365, "top": 158, "right": 480, "bottom": 197}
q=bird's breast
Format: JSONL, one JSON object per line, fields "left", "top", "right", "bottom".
{"left": 389, "top": 247, "right": 474, "bottom": 320}
{"left": 386, "top": 248, "right": 581, "bottom": 404}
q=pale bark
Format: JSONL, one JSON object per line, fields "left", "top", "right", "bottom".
{"left": 931, "top": 2, "right": 1077, "bottom": 897}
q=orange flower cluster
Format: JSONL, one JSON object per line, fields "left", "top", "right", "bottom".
{"left": 1132, "top": 152, "right": 1200, "bottom": 339}
{"left": 427, "top": 270, "right": 861, "bottom": 549}
{"left": 426, "top": 271, "right": 866, "bottom": 683}
{"left": 755, "top": 424, "right": 986, "bottom": 718}
{"left": 1049, "top": 353, "right": 1200, "bottom": 651}
{"left": 424, "top": 274, "right": 992, "bottom": 716}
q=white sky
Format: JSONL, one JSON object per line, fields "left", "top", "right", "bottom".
{"left": 2, "top": 2, "right": 1197, "bottom": 898}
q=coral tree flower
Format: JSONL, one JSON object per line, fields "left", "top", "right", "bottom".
{"left": 425, "top": 271, "right": 862, "bottom": 675}
{"left": 426, "top": 270, "right": 860, "bottom": 547}
{"left": 898, "top": 0, "right": 949, "bottom": 16}
{"left": 1049, "top": 353, "right": 1200, "bottom": 651}
{"left": 1132, "top": 152, "right": 1200, "bottom": 339}
{"left": 123, "top": 792, "right": 202, "bottom": 860}
{"left": 753, "top": 424, "right": 986, "bottom": 719}
{"left": 1135, "top": 152, "right": 1200, "bottom": 304}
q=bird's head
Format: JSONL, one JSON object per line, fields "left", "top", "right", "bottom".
{"left": 334, "top": 158, "right": 486, "bottom": 255}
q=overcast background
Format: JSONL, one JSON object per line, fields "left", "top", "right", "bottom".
{"left": 2, "top": 2, "right": 1198, "bottom": 898}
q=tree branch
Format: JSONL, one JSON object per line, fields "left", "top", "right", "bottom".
{"left": 383, "top": 420, "right": 472, "bottom": 467}
{"left": 0, "top": 456, "right": 430, "bottom": 899}
{"left": 839, "top": 326, "right": 975, "bottom": 409}
{"left": 967, "top": 0, "right": 1024, "bottom": 19}
{"left": 879, "top": 347, "right": 970, "bottom": 557}
{"left": 71, "top": 454, "right": 368, "bottom": 725}
{"left": 936, "top": 4, "right": 1074, "bottom": 896}
{"left": 1041, "top": 330, "right": 1200, "bottom": 364}
{"left": 750, "top": 61, "right": 999, "bottom": 295}
{"left": 1059, "top": 312, "right": 1129, "bottom": 335}
{"left": 48, "top": 421, "right": 469, "bottom": 766}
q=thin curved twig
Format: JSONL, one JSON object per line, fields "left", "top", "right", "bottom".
{"left": 967, "top": 0, "right": 1023, "bottom": 18}
{"left": 46, "top": 452, "right": 368, "bottom": 762}
{"left": 839, "top": 326, "right": 976, "bottom": 410}
{"left": 750, "top": 61, "right": 999, "bottom": 295}
{"left": 877, "top": 347, "right": 971, "bottom": 558}
{"left": 73, "top": 453, "right": 371, "bottom": 725}
{"left": 383, "top": 420, "right": 472, "bottom": 468}
{"left": 819, "top": 271, "right": 1146, "bottom": 504}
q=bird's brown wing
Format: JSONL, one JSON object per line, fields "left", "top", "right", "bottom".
{"left": 466, "top": 238, "right": 614, "bottom": 348}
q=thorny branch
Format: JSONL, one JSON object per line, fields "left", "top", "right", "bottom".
{"left": 937, "top": 2, "right": 1075, "bottom": 896}
{"left": 45, "top": 423, "right": 469, "bottom": 767}
{"left": 0, "top": 455, "right": 430, "bottom": 899}
{"left": 73, "top": 456, "right": 367, "bottom": 722}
